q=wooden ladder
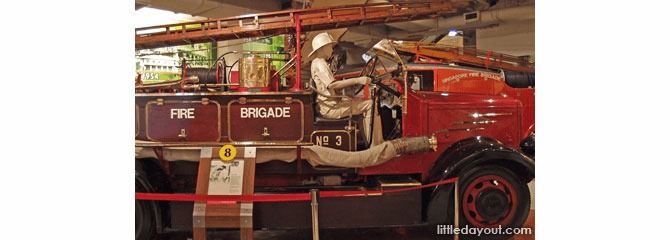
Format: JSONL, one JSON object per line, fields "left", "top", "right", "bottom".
{"left": 393, "top": 41, "right": 535, "bottom": 73}
{"left": 135, "top": 0, "right": 472, "bottom": 50}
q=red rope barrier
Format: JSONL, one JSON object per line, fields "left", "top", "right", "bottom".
{"left": 135, "top": 177, "right": 458, "bottom": 203}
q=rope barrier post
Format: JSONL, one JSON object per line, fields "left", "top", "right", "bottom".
{"left": 454, "top": 179, "right": 459, "bottom": 240}
{"left": 310, "top": 189, "right": 320, "bottom": 240}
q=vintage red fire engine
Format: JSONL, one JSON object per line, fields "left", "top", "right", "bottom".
{"left": 135, "top": 39, "right": 534, "bottom": 239}
{"left": 134, "top": 2, "right": 534, "bottom": 239}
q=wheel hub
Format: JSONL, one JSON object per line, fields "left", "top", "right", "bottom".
{"left": 462, "top": 174, "right": 518, "bottom": 228}
{"left": 475, "top": 188, "right": 509, "bottom": 221}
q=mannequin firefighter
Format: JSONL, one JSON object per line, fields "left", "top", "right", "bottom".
{"left": 309, "top": 32, "right": 384, "bottom": 147}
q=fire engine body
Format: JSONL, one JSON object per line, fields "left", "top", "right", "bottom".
{"left": 134, "top": 2, "right": 534, "bottom": 238}
{"left": 135, "top": 87, "right": 525, "bottom": 178}
{"left": 135, "top": 40, "right": 534, "bottom": 239}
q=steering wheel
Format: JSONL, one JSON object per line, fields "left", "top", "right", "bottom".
{"left": 353, "top": 56, "right": 378, "bottom": 95}
{"left": 355, "top": 56, "right": 406, "bottom": 146}
{"left": 359, "top": 55, "right": 378, "bottom": 79}
{"left": 353, "top": 56, "right": 400, "bottom": 97}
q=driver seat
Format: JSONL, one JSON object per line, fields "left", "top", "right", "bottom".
{"left": 308, "top": 82, "right": 367, "bottom": 149}
{"left": 314, "top": 115, "right": 354, "bottom": 124}
{"left": 309, "top": 83, "right": 360, "bottom": 125}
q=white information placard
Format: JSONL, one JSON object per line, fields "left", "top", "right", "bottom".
{"left": 208, "top": 159, "right": 245, "bottom": 195}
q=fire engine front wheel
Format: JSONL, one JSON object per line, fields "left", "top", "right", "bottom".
{"left": 135, "top": 169, "right": 156, "bottom": 240}
{"left": 448, "top": 165, "right": 530, "bottom": 239}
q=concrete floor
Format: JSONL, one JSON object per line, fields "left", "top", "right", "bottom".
{"left": 160, "top": 181, "right": 536, "bottom": 240}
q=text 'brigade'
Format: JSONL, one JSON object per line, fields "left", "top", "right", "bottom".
{"left": 240, "top": 107, "right": 291, "bottom": 118}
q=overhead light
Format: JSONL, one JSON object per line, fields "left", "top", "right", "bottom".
{"left": 447, "top": 30, "right": 458, "bottom": 37}
{"left": 135, "top": 7, "right": 207, "bottom": 29}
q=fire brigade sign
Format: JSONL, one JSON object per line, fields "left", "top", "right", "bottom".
{"left": 228, "top": 99, "right": 303, "bottom": 142}
{"left": 145, "top": 99, "right": 221, "bottom": 142}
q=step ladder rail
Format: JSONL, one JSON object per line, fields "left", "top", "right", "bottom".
{"left": 394, "top": 41, "right": 534, "bottom": 72}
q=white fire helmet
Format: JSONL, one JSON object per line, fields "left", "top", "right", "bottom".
{"left": 308, "top": 32, "right": 335, "bottom": 59}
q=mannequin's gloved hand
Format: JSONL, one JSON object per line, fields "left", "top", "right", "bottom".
{"left": 355, "top": 76, "right": 372, "bottom": 85}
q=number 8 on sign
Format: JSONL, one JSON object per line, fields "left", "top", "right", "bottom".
{"left": 219, "top": 144, "right": 236, "bottom": 161}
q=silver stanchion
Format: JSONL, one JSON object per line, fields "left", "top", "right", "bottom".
{"left": 310, "top": 189, "right": 320, "bottom": 240}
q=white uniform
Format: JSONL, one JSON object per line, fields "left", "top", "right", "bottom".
{"left": 311, "top": 57, "right": 383, "bottom": 146}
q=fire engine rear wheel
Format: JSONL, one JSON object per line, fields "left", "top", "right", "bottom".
{"left": 448, "top": 166, "right": 530, "bottom": 239}
{"left": 136, "top": 169, "right": 156, "bottom": 240}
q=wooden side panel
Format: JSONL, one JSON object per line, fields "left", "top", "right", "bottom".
{"left": 228, "top": 99, "right": 304, "bottom": 142}
{"left": 146, "top": 99, "right": 221, "bottom": 142}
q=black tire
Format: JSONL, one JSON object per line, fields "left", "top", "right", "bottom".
{"left": 136, "top": 168, "right": 156, "bottom": 240}
{"left": 447, "top": 165, "right": 531, "bottom": 239}
{"left": 520, "top": 133, "right": 535, "bottom": 158}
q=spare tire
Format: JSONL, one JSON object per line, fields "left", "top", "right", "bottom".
{"left": 504, "top": 71, "right": 535, "bottom": 88}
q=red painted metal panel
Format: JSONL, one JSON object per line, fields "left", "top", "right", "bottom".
{"left": 426, "top": 106, "right": 521, "bottom": 147}
{"left": 360, "top": 91, "right": 522, "bottom": 177}
{"left": 503, "top": 88, "right": 534, "bottom": 136}
{"left": 435, "top": 68, "right": 501, "bottom": 94}
{"left": 229, "top": 71, "right": 239, "bottom": 91}
{"left": 431, "top": 67, "right": 534, "bottom": 138}
{"left": 401, "top": 90, "right": 424, "bottom": 137}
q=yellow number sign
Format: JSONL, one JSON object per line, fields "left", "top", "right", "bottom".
{"left": 219, "top": 144, "right": 236, "bottom": 161}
